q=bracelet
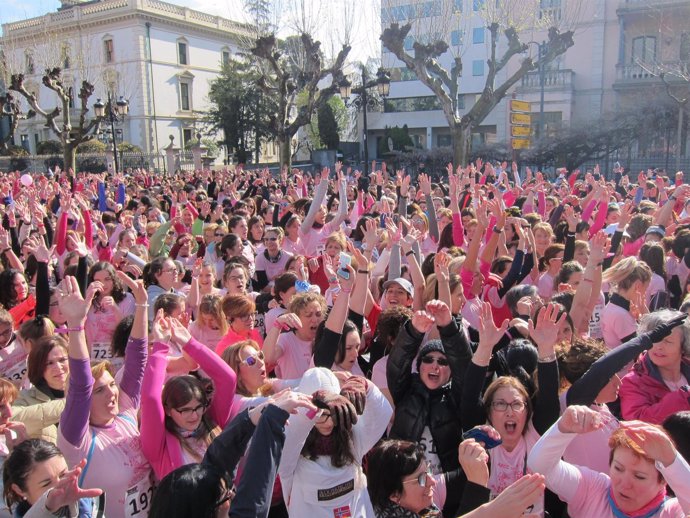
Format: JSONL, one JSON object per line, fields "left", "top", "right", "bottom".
{"left": 340, "top": 287, "right": 353, "bottom": 294}
{"left": 582, "top": 278, "right": 593, "bottom": 284}
{"left": 327, "top": 277, "right": 337, "bottom": 284}
{"left": 538, "top": 353, "right": 557, "bottom": 363}
{"left": 272, "top": 320, "right": 288, "bottom": 331}
{"left": 357, "top": 269, "right": 370, "bottom": 274}
{"left": 55, "top": 325, "right": 85, "bottom": 334}
{"left": 135, "top": 303, "right": 149, "bottom": 308}
{"left": 492, "top": 227, "right": 503, "bottom": 234}
{"left": 405, "top": 250, "right": 415, "bottom": 257}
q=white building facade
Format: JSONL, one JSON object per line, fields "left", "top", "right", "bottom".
{"left": 1, "top": 0, "right": 252, "bottom": 156}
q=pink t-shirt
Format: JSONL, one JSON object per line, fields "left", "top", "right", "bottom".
{"left": 488, "top": 423, "right": 542, "bottom": 515}
{"left": 275, "top": 332, "right": 312, "bottom": 379}
{"left": 371, "top": 355, "right": 388, "bottom": 392}
{"left": 189, "top": 320, "right": 224, "bottom": 351}
{"left": 255, "top": 250, "right": 293, "bottom": 283}
{"left": 600, "top": 301, "right": 637, "bottom": 350}
{"left": 559, "top": 393, "right": 619, "bottom": 474}
{"left": 85, "top": 293, "right": 135, "bottom": 363}
{"left": 0, "top": 339, "right": 28, "bottom": 388}
{"left": 57, "top": 393, "right": 153, "bottom": 518}
{"left": 299, "top": 222, "right": 337, "bottom": 257}
{"left": 537, "top": 272, "right": 555, "bottom": 300}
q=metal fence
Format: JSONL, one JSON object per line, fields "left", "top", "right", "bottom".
{"left": 0, "top": 151, "right": 167, "bottom": 174}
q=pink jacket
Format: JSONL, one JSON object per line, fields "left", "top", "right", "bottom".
{"left": 140, "top": 337, "right": 237, "bottom": 480}
{"left": 619, "top": 353, "right": 690, "bottom": 424}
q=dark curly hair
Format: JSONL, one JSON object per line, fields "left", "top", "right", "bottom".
{"left": 0, "top": 269, "right": 27, "bottom": 309}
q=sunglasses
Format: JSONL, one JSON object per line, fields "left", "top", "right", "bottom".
{"left": 403, "top": 465, "right": 433, "bottom": 488}
{"left": 241, "top": 350, "right": 264, "bottom": 367}
{"left": 420, "top": 356, "right": 449, "bottom": 367}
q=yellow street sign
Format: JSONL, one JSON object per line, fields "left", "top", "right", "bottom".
{"left": 511, "top": 100, "right": 531, "bottom": 113}
{"left": 511, "top": 113, "right": 531, "bottom": 125}
{"left": 511, "top": 125, "right": 532, "bottom": 137}
{"left": 512, "top": 138, "right": 530, "bottom": 150}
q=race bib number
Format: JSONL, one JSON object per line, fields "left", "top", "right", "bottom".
{"left": 125, "top": 477, "right": 154, "bottom": 517}
{"left": 3, "top": 362, "right": 27, "bottom": 385}
{"left": 91, "top": 342, "right": 114, "bottom": 362}
{"left": 316, "top": 244, "right": 326, "bottom": 256}
{"left": 254, "top": 313, "right": 266, "bottom": 339}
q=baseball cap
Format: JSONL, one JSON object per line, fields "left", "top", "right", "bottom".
{"left": 383, "top": 278, "right": 414, "bottom": 297}
{"left": 645, "top": 225, "right": 665, "bottom": 238}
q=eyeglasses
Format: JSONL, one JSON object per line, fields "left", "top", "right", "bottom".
{"left": 160, "top": 268, "right": 178, "bottom": 275}
{"left": 316, "top": 411, "right": 332, "bottom": 424}
{"left": 215, "top": 485, "right": 236, "bottom": 509}
{"left": 491, "top": 400, "right": 526, "bottom": 413}
{"left": 241, "top": 351, "right": 264, "bottom": 367}
{"left": 403, "top": 465, "right": 433, "bottom": 488}
{"left": 214, "top": 233, "right": 225, "bottom": 237}
{"left": 46, "top": 357, "right": 68, "bottom": 368}
{"left": 173, "top": 403, "right": 207, "bottom": 417}
{"left": 238, "top": 313, "right": 257, "bottom": 322}
{"left": 420, "top": 356, "right": 449, "bottom": 367}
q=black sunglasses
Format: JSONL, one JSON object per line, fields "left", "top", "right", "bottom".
{"left": 420, "top": 356, "right": 449, "bottom": 366}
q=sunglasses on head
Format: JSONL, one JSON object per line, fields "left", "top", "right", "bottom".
{"left": 420, "top": 356, "right": 449, "bottom": 366}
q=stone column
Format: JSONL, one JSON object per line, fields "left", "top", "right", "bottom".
{"left": 164, "top": 135, "right": 180, "bottom": 176}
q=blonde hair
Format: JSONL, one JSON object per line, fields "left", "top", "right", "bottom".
{"left": 602, "top": 256, "right": 652, "bottom": 291}
{"left": 325, "top": 231, "right": 346, "bottom": 251}
{"left": 288, "top": 292, "right": 327, "bottom": 316}
{"left": 221, "top": 340, "right": 269, "bottom": 396}
{"left": 198, "top": 294, "right": 228, "bottom": 335}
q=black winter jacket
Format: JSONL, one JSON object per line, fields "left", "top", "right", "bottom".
{"left": 386, "top": 318, "right": 472, "bottom": 473}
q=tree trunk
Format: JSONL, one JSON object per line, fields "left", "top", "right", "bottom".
{"left": 452, "top": 124, "right": 471, "bottom": 168}
{"left": 64, "top": 143, "right": 77, "bottom": 173}
{"left": 278, "top": 137, "right": 291, "bottom": 169}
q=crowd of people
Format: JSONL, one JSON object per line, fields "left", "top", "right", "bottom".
{"left": 0, "top": 160, "right": 687, "bottom": 518}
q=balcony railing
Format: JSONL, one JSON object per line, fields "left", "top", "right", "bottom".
{"left": 618, "top": 0, "right": 690, "bottom": 13}
{"left": 520, "top": 69, "right": 574, "bottom": 90}
{"left": 615, "top": 62, "right": 689, "bottom": 83}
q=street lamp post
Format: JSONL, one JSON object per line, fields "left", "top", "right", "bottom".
{"left": 93, "top": 93, "right": 129, "bottom": 174}
{"left": 526, "top": 40, "right": 546, "bottom": 140}
{"left": 339, "top": 66, "right": 390, "bottom": 177}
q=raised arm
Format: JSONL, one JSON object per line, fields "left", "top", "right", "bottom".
{"left": 300, "top": 168, "right": 330, "bottom": 234}
{"left": 387, "top": 315, "right": 429, "bottom": 404}
{"left": 115, "top": 272, "right": 148, "bottom": 404}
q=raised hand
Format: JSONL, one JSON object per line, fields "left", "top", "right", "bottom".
{"left": 411, "top": 310, "right": 435, "bottom": 334}
{"left": 645, "top": 314, "right": 686, "bottom": 343}
{"left": 558, "top": 405, "right": 605, "bottom": 434}
{"left": 426, "top": 299, "right": 452, "bottom": 328}
{"left": 528, "top": 303, "right": 567, "bottom": 355}
{"left": 311, "top": 390, "right": 358, "bottom": 430}
{"left": 621, "top": 421, "right": 677, "bottom": 467}
{"left": 167, "top": 317, "right": 192, "bottom": 348}
{"left": 57, "top": 276, "right": 94, "bottom": 327}
{"left": 477, "top": 302, "right": 509, "bottom": 358}
{"left": 116, "top": 270, "right": 147, "bottom": 304}
{"left": 484, "top": 474, "right": 545, "bottom": 518}
{"left": 458, "top": 438, "right": 490, "bottom": 486}
{"left": 45, "top": 459, "right": 103, "bottom": 513}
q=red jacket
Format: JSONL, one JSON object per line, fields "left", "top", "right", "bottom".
{"left": 619, "top": 352, "right": 690, "bottom": 424}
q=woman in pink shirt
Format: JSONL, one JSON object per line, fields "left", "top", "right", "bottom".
{"left": 263, "top": 292, "right": 327, "bottom": 379}
{"left": 85, "top": 262, "right": 135, "bottom": 364}
{"left": 140, "top": 314, "right": 237, "bottom": 480}
{"left": 56, "top": 274, "right": 152, "bottom": 518}
{"left": 215, "top": 294, "right": 263, "bottom": 356}
{"left": 600, "top": 257, "right": 652, "bottom": 349}
{"left": 528, "top": 405, "right": 690, "bottom": 518}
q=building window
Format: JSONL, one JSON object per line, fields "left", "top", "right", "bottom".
{"left": 680, "top": 33, "right": 690, "bottom": 62}
{"left": 182, "top": 128, "right": 193, "bottom": 147}
{"left": 25, "top": 53, "right": 35, "bottom": 74}
{"left": 457, "top": 94, "right": 465, "bottom": 110}
{"left": 472, "top": 27, "right": 484, "bottom": 44}
{"left": 178, "top": 41, "right": 188, "bottom": 65}
{"left": 389, "top": 67, "right": 417, "bottom": 81}
{"left": 404, "top": 36, "right": 415, "bottom": 51}
{"left": 453, "top": 0, "right": 462, "bottom": 13}
{"left": 221, "top": 49, "right": 231, "bottom": 66}
{"left": 104, "top": 39, "right": 114, "bottom": 63}
{"left": 473, "top": 0, "right": 483, "bottom": 11}
{"left": 539, "top": 0, "right": 562, "bottom": 20}
{"left": 451, "top": 30, "right": 463, "bottom": 46}
{"left": 62, "top": 46, "right": 71, "bottom": 69}
{"left": 384, "top": 96, "right": 442, "bottom": 113}
{"left": 20, "top": 134, "right": 29, "bottom": 151}
{"left": 472, "top": 60, "right": 484, "bottom": 76}
{"left": 180, "top": 82, "right": 191, "bottom": 111}
{"left": 68, "top": 87, "right": 74, "bottom": 109}
{"left": 437, "top": 134, "right": 451, "bottom": 147}
{"left": 631, "top": 36, "right": 656, "bottom": 64}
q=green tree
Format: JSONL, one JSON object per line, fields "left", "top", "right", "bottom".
{"left": 208, "top": 57, "right": 275, "bottom": 164}
{"left": 317, "top": 99, "right": 339, "bottom": 149}
{"left": 377, "top": 125, "right": 414, "bottom": 156}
